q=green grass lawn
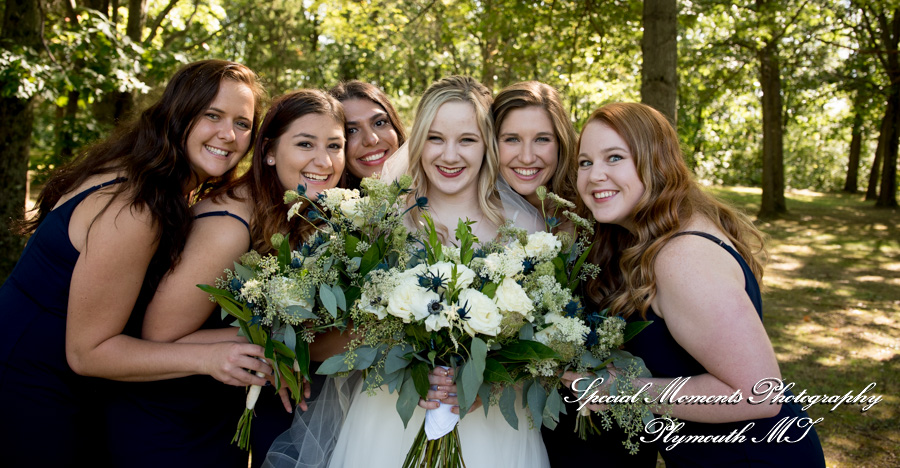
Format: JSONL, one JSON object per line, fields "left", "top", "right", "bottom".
{"left": 706, "top": 186, "right": 899, "bottom": 467}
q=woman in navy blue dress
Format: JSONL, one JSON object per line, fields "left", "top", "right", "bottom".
{"left": 565, "top": 102, "right": 826, "bottom": 466}
{"left": 132, "top": 90, "right": 351, "bottom": 468}
{"left": 0, "top": 60, "right": 269, "bottom": 468}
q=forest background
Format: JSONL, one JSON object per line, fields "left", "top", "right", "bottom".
{"left": 0, "top": 0, "right": 897, "bottom": 465}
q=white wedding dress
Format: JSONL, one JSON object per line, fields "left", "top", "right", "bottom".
{"left": 263, "top": 143, "right": 549, "bottom": 468}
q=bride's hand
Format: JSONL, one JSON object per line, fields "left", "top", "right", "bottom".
{"left": 561, "top": 366, "right": 618, "bottom": 412}
{"left": 417, "top": 367, "right": 482, "bottom": 414}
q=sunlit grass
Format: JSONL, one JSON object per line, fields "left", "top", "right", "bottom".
{"left": 705, "top": 186, "right": 899, "bottom": 468}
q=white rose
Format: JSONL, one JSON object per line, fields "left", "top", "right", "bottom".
{"left": 493, "top": 277, "right": 534, "bottom": 321}
{"left": 386, "top": 282, "right": 439, "bottom": 323}
{"left": 524, "top": 231, "right": 561, "bottom": 261}
{"left": 534, "top": 323, "right": 557, "bottom": 345}
{"left": 429, "top": 261, "right": 477, "bottom": 290}
{"left": 339, "top": 197, "right": 367, "bottom": 228}
{"left": 458, "top": 289, "right": 502, "bottom": 337}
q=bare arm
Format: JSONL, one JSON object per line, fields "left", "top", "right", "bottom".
{"left": 64, "top": 197, "right": 269, "bottom": 385}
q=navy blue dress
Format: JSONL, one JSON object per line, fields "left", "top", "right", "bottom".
{"left": 105, "top": 210, "right": 295, "bottom": 468}
{"left": 624, "top": 231, "right": 826, "bottom": 467}
{"left": 0, "top": 178, "right": 125, "bottom": 467}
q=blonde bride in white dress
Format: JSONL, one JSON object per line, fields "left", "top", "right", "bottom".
{"left": 264, "top": 76, "right": 548, "bottom": 468}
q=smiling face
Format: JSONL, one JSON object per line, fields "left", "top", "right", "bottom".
{"left": 185, "top": 79, "right": 255, "bottom": 183}
{"left": 497, "top": 106, "right": 559, "bottom": 207}
{"left": 267, "top": 113, "right": 346, "bottom": 196}
{"left": 576, "top": 121, "right": 645, "bottom": 232}
{"left": 421, "top": 101, "right": 485, "bottom": 201}
{"left": 343, "top": 98, "right": 400, "bottom": 178}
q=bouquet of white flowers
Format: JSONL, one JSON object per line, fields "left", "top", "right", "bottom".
{"left": 200, "top": 176, "right": 418, "bottom": 449}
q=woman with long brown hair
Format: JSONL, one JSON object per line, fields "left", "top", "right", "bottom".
{"left": 567, "top": 102, "right": 826, "bottom": 466}
{"left": 0, "top": 59, "right": 267, "bottom": 467}
{"left": 130, "top": 89, "right": 348, "bottom": 468}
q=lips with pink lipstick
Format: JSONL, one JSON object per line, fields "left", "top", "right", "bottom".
{"left": 510, "top": 167, "right": 542, "bottom": 181}
{"left": 357, "top": 149, "right": 389, "bottom": 167}
{"left": 436, "top": 166, "right": 465, "bottom": 178}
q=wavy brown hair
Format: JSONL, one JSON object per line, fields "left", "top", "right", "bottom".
{"left": 491, "top": 81, "right": 578, "bottom": 204}
{"left": 214, "top": 89, "right": 344, "bottom": 255}
{"left": 578, "top": 103, "right": 765, "bottom": 319}
{"left": 406, "top": 75, "right": 504, "bottom": 237}
{"left": 22, "top": 59, "right": 265, "bottom": 306}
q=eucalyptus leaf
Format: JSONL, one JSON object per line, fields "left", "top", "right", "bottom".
{"left": 331, "top": 284, "right": 347, "bottom": 312}
{"left": 233, "top": 262, "right": 257, "bottom": 281}
{"left": 498, "top": 385, "right": 518, "bottom": 430}
{"left": 352, "top": 345, "right": 382, "bottom": 370}
{"left": 396, "top": 372, "right": 420, "bottom": 428}
{"left": 483, "top": 358, "right": 513, "bottom": 383}
{"left": 478, "top": 382, "right": 492, "bottom": 417}
{"left": 283, "top": 324, "right": 297, "bottom": 354}
{"left": 386, "top": 368, "right": 404, "bottom": 394}
{"left": 518, "top": 323, "right": 534, "bottom": 340}
{"left": 384, "top": 344, "right": 415, "bottom": 375}
{"left": 542, "top": 388, "right": 563, "bottom": 430}
{"left": 316, "top": 353, "right": 350, "bottom": 375}
{"left": 527, "top": 381, "right": 547, "bottom": 428}
{"left": 286, "top": 305, "right": 317, "bottom": 320}
{"left": 411, "top": 361, "right": 431, "bottom": 399}
{"left": 319, "top": 285, "right": 338, "bottom": 318}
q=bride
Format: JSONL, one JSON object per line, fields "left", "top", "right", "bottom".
{"left": 264, "top": 76, "right": 549, "bottom": 468}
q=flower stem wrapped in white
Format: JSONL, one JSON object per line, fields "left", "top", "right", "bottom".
{"left": 232, "top": 371, "right": 266, "bottom": 450}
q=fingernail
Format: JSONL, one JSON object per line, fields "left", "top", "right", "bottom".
{"left": 440, "top": 392, "right": 448, "bottom": 398}
{"left": 265, "top": 381, "right": 272, "bottom": 387}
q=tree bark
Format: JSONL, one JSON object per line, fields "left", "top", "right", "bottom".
{"left": 866, "top": 111, "right": 886, "bottom": 200}
{"left": 843, "top": 93, "right": 865, "bottom": 193}
{"left": 0, "top": 0, "right": 42, "bottom": 283}
{"left": 876, "top": 86, "right": 899, "bottom": 207}
{"left": 640, "top": 0, "right": 678, "bottom": 124}
{"left": 94, "top": 0, "right": 143, "bottom": 126}
{"left": 757, "top": 39, "right": 787, "bottom": 217}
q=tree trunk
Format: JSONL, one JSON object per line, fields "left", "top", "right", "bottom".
{"left": 0, "top": 0, "right": 42, "bottom": 283}
{"left": 876, "top": 86, "right": 899, "bottom": 207}
{"left": 757, "top": 40, "right": 787, "bottom": 217}
{"left": 866, "top": 111, "right": 887, "bottom": 200}
{"left": 640, "top": 0, "right": 678, "bottom": 124}
{"left": 843, "top": 93, "right": 865, "bottom": 193}
{"left": 94, "top": 0, "right": 143, "bottom": 126}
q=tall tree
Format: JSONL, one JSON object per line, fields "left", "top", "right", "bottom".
{"left": 844, "top": 91, "right": 866, "bottom": 193}
{"left": 0, "top": 0, "right": 42, "bottom": 282}
{"left": 641, "top": 0, "right": 678, "bottom": 123}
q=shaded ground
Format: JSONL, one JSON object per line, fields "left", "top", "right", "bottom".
{"left": 707, "top": 187, "right": 899, "bottom": 468}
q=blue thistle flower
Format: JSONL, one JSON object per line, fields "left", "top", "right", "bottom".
{"left": 584, "top": 328, "right": 599, "bottom": 347}
{"left": 230, "top": 277, "right": 243, "bottom": 292}
{"left": 456, "top": 301, "right": 471, "bottom": 321}
{"left": 522, "top": 258, "right": 535, "bottom": 275}
{"left": 295, "top": 184, "right": 307, "bottom": 196}
{"left": 417, "top": 271, "right": 447, "bottom": 292}
{"left": 564, "top": 300, "right": 582, "bottom": 318}
{"left": 291, "top": 257, "right": 302, "bottom": 269}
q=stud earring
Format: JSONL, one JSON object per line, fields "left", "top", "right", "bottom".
{"left": 267, "top": 157, "right": 275, "bottom": 165}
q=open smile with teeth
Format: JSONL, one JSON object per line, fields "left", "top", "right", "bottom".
{"left": 359, "top": 150, "right": 387, "bottom": 163}
{"left": 205, "top": 145, "right": 230, "bottom": 157}
{"left": 593, "top": 190, "right": 617, "bottom": 200}
{"left": 512, "top": 168, "right": 540, "bottom": 177}
{"left": 437, "top": 166, "right": 464, "bottom": 175}
{"left": 303, "top": 173, "right": 330, "bottom": 182}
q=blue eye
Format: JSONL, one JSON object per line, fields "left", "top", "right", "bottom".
{"left": 578, "top": 159, "right": 592, "bottom": 167}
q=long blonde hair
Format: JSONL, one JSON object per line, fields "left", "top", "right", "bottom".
{"left": 406, "top": 76, "right": 504, "bottom": 236}
{"left": 578, "top": 103, "right": 766, "bottom": 319}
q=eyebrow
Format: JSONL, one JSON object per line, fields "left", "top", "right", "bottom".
{"left": 347, "top": 110, "right": 388, "bottom": 126}
{"left": 208, "top": 107, "right": 250, "bottom": 121}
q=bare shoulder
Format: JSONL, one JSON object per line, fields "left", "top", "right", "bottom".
{"left": 192, "top": 186, "right": 252, "bottom": 221}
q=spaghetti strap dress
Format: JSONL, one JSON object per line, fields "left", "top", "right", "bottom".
{"left": 104, "top": 210, "right": 295, "bottom": 468}
{"left": 0, "top": 178, "right": 125, "bottom": 468}
{"left": 624, "top": 231, "right": 827, "bottom": 467}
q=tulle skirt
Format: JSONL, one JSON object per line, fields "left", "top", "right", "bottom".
{"left": 264, "top": 374, "right": 549, "bottom": 468}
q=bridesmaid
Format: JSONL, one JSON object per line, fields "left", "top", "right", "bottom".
{"left": 491, "top": 81, "right": 578, "bottom": 210}
{"left": 0, "top": 60, "right": 268, "bottom": 467}
{"left": 567, "top": 102, "right": 826, "bottom": 466}
{"left": 493, "top": 83, "right": 658, "bottom": 465}
{"left": 132, "top": 90, "right": 348, "bottom": 468}
{"left": 329, "top": 80, "right": 407, "bottom": 188}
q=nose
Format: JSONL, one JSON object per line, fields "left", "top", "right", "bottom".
{"left": 362, "top": 128, "right": 378, "bottom": 147}
{"left": 590, "top": 163, "right": 608, "bottom": 182}
{"left": 520, "top": 142, "right": 537, "bottom": 165}
{"left": 312, "top": 149, "right": 334, "bottom": 169}
{"left": 218, "top": 121, "right": 236, "bottom": 142}
{"left": 441, "top": 141, "right": 462, "bottom": 164}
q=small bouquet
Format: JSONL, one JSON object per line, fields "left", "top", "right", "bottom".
{"left": 525, "top": 187, "right": 655, "bottom": 452}
{"left": 200, "top": 175, "right": 417, "bottom": 449}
